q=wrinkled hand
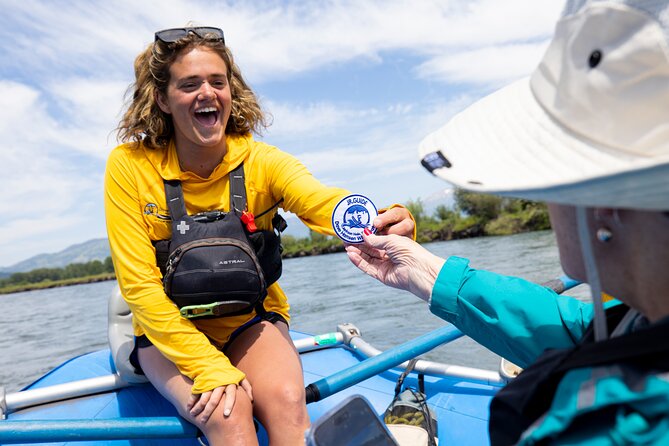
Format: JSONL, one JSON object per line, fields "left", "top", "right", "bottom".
{"left": 187, "top": 378, "right": 253, "bottom": 422}
{"left": 373, "top": 207, "right": 414, "bottom": 237}
{"left": 346, "top": 233, "right": 445, "bottom": 301}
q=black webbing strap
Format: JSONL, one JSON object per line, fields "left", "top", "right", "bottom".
{"left": 228, "top": 163, "right": 268, "bottom": 317}
{"left": 162, "top": 164, "right": 284, "bottom": 227}
{"left": 394, "top": 358, "right": 424, "bottom": 396}
{"left": 164, "top": 180, "right": 188, "bottom": 219}
{"left": 228, "top": 163, "right": 286, "bottom": 236}
{"left": 256, "top": 198, "right": 285, "bottom": 219}
{"left": 229, "top": 163, "right": 246, "bottom": 213}
{"left": 163, "top": 163, "right": 247, "bottom": 217}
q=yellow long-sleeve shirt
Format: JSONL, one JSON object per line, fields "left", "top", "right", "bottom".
{"left": 104, "top": 134, "right": 350, "bottom": 393}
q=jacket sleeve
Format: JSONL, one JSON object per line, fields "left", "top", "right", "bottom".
{"left": 104, "top": 149, "right": 246, "bottom": 393}
{"left": 261, "top": 147, "right": 350, "bottom": 234}
{"left": 261, "top": 147, "right": 416, "bottom": 239}
{"left": 429, "top": 256, "right": 594, "bottom": 368}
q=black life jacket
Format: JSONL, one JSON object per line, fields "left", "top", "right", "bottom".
{"left": 488, "top": 304, "right": 669, "bottom": 445}
{"left": 154, "top": 163, "right": 286, "bottom": 319}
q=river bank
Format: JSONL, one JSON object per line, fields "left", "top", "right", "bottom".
{"left": 0, "top": 273, "right": 116, "bottom": 295}
{"left": 282, "top": 210, "right": 551, "bottom": 258}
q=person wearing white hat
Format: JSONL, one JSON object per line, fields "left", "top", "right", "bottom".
{"left": 347, "top": 0, "right": 669, "bottom": 444}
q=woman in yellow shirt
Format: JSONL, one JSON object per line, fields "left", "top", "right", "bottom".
{"left": 105, "top": 27, "right": 413, "bottom": 445}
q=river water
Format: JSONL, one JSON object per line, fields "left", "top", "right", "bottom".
{"left": 0, "top": 231, "right": 590, "bottom": 393}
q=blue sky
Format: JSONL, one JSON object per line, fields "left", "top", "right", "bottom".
{"left": 0, "top": 0, "right": 562, "bottom": 267}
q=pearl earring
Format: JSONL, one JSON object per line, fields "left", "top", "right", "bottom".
{"left": 596, "top": 227, "right": 612, "bottom": 243}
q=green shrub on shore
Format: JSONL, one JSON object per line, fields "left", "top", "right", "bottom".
{"left": 280, "top": 191, "right": 550, "bottom": 253}
{"left": 282, "top": 232, "right": 342, "bottom": 258}
{"left": 404, "top": 190, "right": 548, "bottom": 242}
{"left": 485, "top": 207, "right": 551, "bottom": 235}
{"left": 0, "top": 273, "right": 116, "bottom": 294}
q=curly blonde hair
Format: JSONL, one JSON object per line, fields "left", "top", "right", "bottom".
{"left": 117, "top": 32, "right": 268, "bottom": 148}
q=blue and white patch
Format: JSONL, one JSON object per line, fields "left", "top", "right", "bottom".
{"left": 332, "top": 194, "right": 378, "bottom": 243}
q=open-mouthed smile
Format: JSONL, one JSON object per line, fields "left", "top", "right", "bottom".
{"left": 194, "top": 106, "right": 219, "bottom": 126}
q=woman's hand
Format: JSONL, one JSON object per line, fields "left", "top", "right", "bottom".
{"left": 187, "top": 378, "right": 253, "bottom": 422}
{"left": 346, "top": 233, "right": 445, "bottom": 301}
{"left": 373, "top": 206, "right": 415, "bottom": 237}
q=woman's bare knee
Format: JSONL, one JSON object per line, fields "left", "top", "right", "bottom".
{"left": 195, "top": 390, "right": 257, "bottom": 445}
{"left": 138, "top": 347, "right": 257, "bottom": 445}
{"left": 260, "top": 382, "right": 309, "bottom": 430}
{"left": 278, "top": 383, "right": 307, "bottom": 410}
{"left": 226, "top": 321, "right": 309, "bottom": 442}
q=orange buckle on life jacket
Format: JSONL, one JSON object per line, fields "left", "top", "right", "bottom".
{"left": 241, "top": 210, "right": 257, "bottom": 232}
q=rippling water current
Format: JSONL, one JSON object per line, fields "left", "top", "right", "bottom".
{"left": 0, "top": 231, "right": 590, "bottom": 393}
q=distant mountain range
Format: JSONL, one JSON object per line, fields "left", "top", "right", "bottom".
{"left": 0, "top": 238, "right": 112, "bottom": 276}
{"left": 0, "top": 188, "right": 455, "bottom": 276}
{"left": 422, "top": 188, "right": 456, "bottom": 215}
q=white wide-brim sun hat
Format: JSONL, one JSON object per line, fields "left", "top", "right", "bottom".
{"left": 419, "top": 0, "right": 669, "bottom": 211}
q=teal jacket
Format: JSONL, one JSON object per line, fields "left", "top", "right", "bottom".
{"left": 430, "top": 256, "right": 669, "bottom": 445}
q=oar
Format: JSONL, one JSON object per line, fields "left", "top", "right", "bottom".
{"left": 0, "top": 418, "right": 197, "bottom": 444}
{"left": 304, "top": 275, "right": 581, "bottom": 403}
{"left": 306, "top": 324, "right": 463, "bottom": 403}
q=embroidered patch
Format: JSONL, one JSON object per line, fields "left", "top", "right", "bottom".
{"left": 332, "top": 194, "right": 378, "bottom": 243}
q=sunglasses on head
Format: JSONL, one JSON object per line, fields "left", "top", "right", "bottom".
{"left": 154, "top": 27, "right": 225, "bottom": 44}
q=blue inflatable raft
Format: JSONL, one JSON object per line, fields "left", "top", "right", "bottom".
{"left": 0, "top": 283, "right": 535, "bottom": 445}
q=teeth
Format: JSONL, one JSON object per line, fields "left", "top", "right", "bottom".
{"left": 196, "top": 107, "right": 217, "bottom": 113}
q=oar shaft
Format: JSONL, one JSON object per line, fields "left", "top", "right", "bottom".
{"left": 0, "top": 417, "right": 198, "bottom": 443}
{"left": 305, "top": 325, "right": 463, "bottom": 403}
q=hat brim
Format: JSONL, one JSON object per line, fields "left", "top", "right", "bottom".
{"left": 419, "top": 77, "right": 669, "bottom": 210}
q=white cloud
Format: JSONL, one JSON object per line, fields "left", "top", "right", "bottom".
{"left": 1, "top": 1, "right": 562, "bottom": 84}
{"left": 276, "top": 94, "right": 474, "bottom": 189}
{"left": 416, "top": 42, "right": 550, "bottom": 86}
{"left": 0, "top": 0, "right": 565, "bottom": 266}
{"left": 226, "top": 0, "right": 563, "bottom": 83}
{"left": 263, "top": 101, "right": 380, "bottom": 140}
{"left": 47, "top": 78, "right": 129, "bottom": 158}
{"left": 0, "top": 81, "right": 106, "bottom": 266}
{"left": 0, "top": 82, "right": 62, "bottom": 149}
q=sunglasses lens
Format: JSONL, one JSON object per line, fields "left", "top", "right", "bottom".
{"left": 155, "top": 27, "right": 224, "bottom": 43}
{"left": 193, "top": 27, "right": 225, "bottom": 41}
{"left": 155, "top": 29, "right": 188, "bottom": 43}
